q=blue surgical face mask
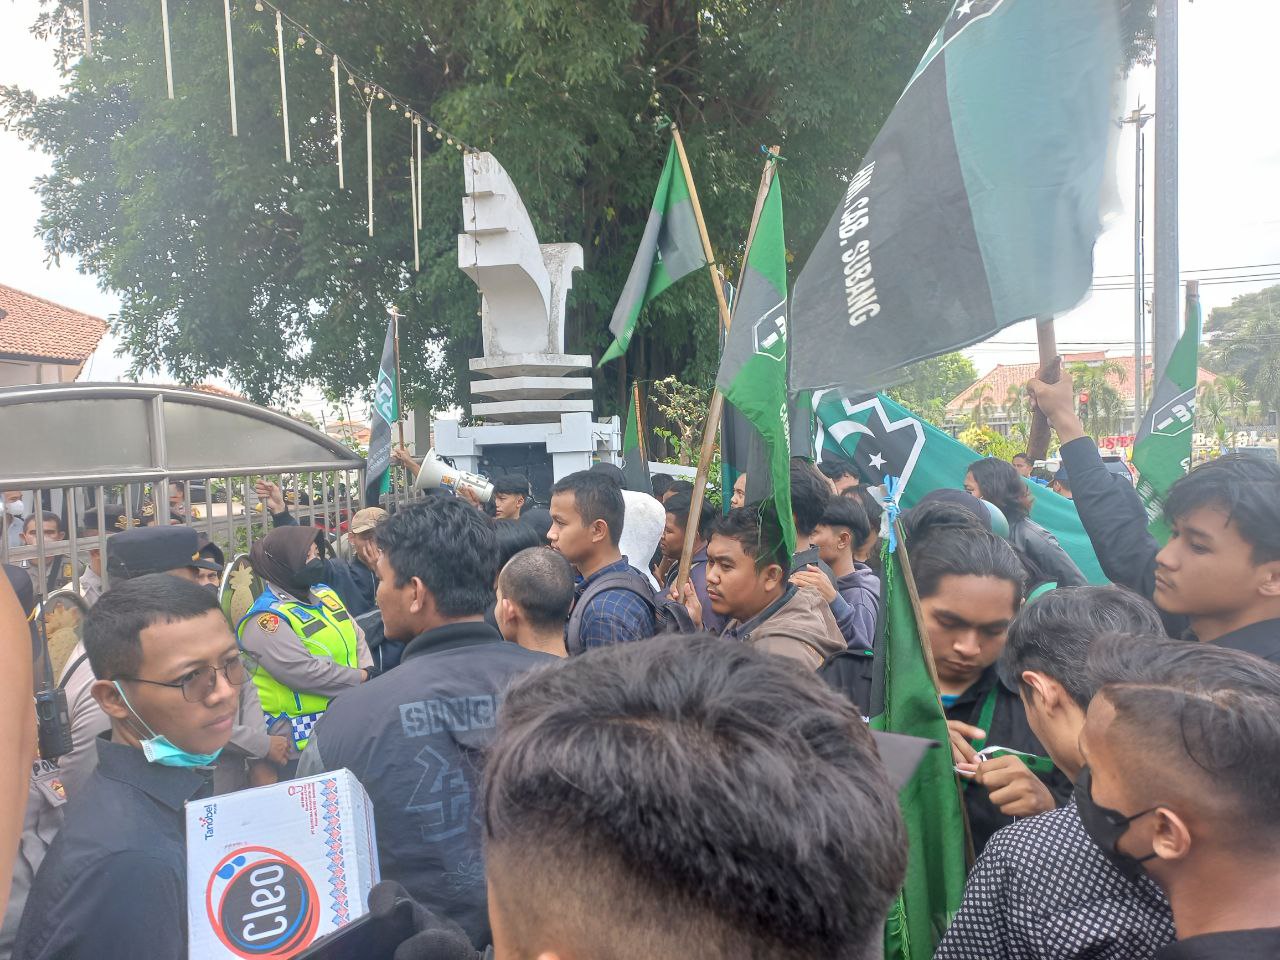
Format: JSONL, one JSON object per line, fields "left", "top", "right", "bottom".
{"left": 112, "top": 681, "right": 223, "bottom": 768}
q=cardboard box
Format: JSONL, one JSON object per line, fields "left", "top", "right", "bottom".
{"left": 186, "top": 769, "right": 380, "bottom": 959}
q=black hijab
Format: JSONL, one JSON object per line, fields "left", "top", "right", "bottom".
{"left": 250, "top": 526, "right": 324, "bottom": 598}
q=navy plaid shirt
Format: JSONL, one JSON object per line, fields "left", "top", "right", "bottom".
{"left": 572, "top": 557, "right": 656, "bottom": 651}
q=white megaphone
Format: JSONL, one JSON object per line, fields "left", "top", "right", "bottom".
{"left": 412, "top": 449, "right": 494, "bottom": 503}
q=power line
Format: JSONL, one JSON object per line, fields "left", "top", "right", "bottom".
{"left": 1093, "top": 260, "right": 1280, "bottom": 280}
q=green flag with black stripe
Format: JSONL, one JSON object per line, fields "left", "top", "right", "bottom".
{"left": 716, "top": 169, "right": 795, "bottom": 557}
{"left": 600, "top": 141, "right": 707, "bottom": 365}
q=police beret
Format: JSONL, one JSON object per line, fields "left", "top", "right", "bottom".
{"left": 194, "top": 535, "right": 225, "bottom": 572}
{"left": 106, "top": 525, "right": 203, "bottom": 581}
{"left": 81, "top": 506, "right": 139, "bottom": 535}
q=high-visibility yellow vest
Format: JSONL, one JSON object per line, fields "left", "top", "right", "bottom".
{"left": 236, "top": 584, "right": 358, "bottom": 749}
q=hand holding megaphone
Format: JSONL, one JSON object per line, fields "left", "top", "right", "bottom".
{"left": 411, "top": 449, "right": 494, "bottom": 504}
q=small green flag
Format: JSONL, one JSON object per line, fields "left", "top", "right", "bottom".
{"left": 1133, "top": 290, "right": 1202, "bottom": 543}
{"left": 715, "top": 170, "right": 795, "bottom": 557}
{"left": 870, "top": 544, "right": 968, "bottom": 960}
{"left": 621, "top": 381, "right": 652, "bottom": 493}
{"left": 600, "top": 141, "right": 707, "bottom": 365}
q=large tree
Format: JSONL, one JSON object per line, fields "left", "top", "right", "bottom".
{"left": 1, "top": 0, "right": 954, "bottom": 410}
{"left": 1202, "top": 284, "right": 1280, "bottom": 420}
{"left": 3, "top": 0, "right": 1152, "bottom": 414}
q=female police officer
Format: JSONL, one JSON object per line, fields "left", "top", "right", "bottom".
{"left": 236, "top": 526, "right": 372, "bottom": 771}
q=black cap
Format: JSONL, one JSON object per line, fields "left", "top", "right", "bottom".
{"left": 81, "top": 506, "right": 140, "bottom": 535}
{"left": 194, "top": 535, "right": 225, "bottom": 572}
{"left": 106, "top": 526, "right": 203, "bottom": 581}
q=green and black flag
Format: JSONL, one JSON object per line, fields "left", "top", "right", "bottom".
{"left": 364, "top": 315, "right": 399, "bottom": 506}
{"left": 1134, "top": 286, "right": 1202, "bottom": 543}
{"left": 716, "top": 169, "right": 795, "bottom": 556}
{"left": 620, "top": 381, "right": 652, "bottom": 493}
{"left": 790, "top": 0, "right": 1122, "bottom": 393}
{"left": 600, "top": 141, "right": 707, "bottom": 364}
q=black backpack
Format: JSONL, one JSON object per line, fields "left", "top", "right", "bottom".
{"left": 566, "top": 568, "right": 695, "bottom": 655}
{"left": 818, "top": 647, "right": 875, "bottom": 717}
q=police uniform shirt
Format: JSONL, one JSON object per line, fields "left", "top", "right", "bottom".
{"left": 0, "top": 760, "right": 67, "bottom": 959}
{"left": 12, "top": 738, "right": 210, "bottom": 960}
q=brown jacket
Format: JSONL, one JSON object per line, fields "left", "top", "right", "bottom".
{"left": 723, "top": 586, "right": 847, "bottom": 669}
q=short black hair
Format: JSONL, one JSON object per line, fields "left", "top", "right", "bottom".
{"left": 498, "top": 547, "right": 575, "bottom": 631}
{"left": 493, "top": 518, "right": 546, "bottom": 570}
{"left": 83, "top": 574, "right": 221, "bottom": 680}
{"left": 1088, "top": 633, "right": 1280, "bottom": 846}
{"left": 1012, "top": 451, "right": 1030, "bottom": 463}
{"left": 790, "top": 458, "right": 832, "bottom": 536}
{"left": 712, "top": 505, "right": 789, "bottom": 572}
{"left": 650, "top": 474, "right": 675, "bottom": 499}
{"left": 817, "top": 496, "right": 871, "bottom": 549}
{"left": 24, "top": 511, "right": 63, "bottom": 534}
{"left": 551, "top": 471, "right": 625, "bottom": 547}
{"left": 967, "top": 457, "right": 1031, "bottom": 523}
{"left": 846, "top": 484, "right": 883, "bottom": 524}
{"left": 904, "top": 502, "right": 1026, "bottom": 603}
{"left": 375, "top": 498, "right": 498, "bottom": 617}
{"left": 484, "top": 634, "right": 906, "bottom": 960}
{"left": 664, "top": 479, "right": 694, "bottom": 499}
{"left": 818, "top": 457, "right": 858, "bottom": 482}
{"left": 664, "top": 491, "right": 713, "bottom": 541}
{"left": 587, "top": 461, "right": 626, "bottom": 488}
{"left": 493, "top": 473, "right": 531, "bottom": 499}
{"left": 1163, "top": 452, "right": 1280, "bottom": 564}
{"left": 999, "top": 586, "right": 1164, "bottom": 707}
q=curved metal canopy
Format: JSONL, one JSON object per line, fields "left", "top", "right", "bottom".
{"left": 0, "top": 382, "right": 364, "bottom": 487}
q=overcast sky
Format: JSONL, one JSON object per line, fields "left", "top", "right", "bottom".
{"left": 2, "top": 0, "right": 1278, "bottom": 395}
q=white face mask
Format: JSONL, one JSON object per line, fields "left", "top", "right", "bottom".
{"left": 4, "top": 500, "right": 26, "bottom": 519}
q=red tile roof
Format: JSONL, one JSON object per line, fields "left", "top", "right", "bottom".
{"left": 947, "top": 353, "right": 1218, "bottom": 416}
{"left": 0, "top": 284, "right": 108, "bottom": 363}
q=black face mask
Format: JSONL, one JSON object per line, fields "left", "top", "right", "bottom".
{"left": 300, "top": 558, "right": 326, "bottom": 588}
{"left": 1074, "top": 765, "right": 1158, "bottom": 882}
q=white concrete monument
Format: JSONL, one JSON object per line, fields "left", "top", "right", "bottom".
{"left": 433, "top": 152, "right": 619, "bottom": 488}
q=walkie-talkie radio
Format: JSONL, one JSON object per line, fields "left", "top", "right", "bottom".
{"left": 31, "top": 603, "right": 74, "bottom": 761}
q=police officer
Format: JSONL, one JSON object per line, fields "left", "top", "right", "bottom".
{"left": 236, "top": 526, "right": 371, "bottom": 767}
{"left": 77, "top": 507, "right": 139, "bottom": 607}
{"left": 59, "top": 526, "right": 285, "bottom": 796}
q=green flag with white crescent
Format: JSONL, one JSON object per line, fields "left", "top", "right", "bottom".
{"left": 1133, "top": 290, "right": 1202, "bottom": 543}
{"left": 716, "top": 170, "right": 795, "bottom": 557}
{"left": 600, "top": 140, "right": 707, "bottom": 365}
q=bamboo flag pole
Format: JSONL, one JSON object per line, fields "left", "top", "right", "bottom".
{"left": 1026, "top": 316, "right": 1061, "bottom": 462}
{"left": 675, "top": 142, "right": 780, "bottom": 594}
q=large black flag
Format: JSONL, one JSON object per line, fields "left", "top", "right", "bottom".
{"left": 790, "top": 0, "right": 1122, "bottom": 393}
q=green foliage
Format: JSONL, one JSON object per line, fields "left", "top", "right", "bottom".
{"left": 651, "top": 374, "right": 709, "bottom": 466}
{"left": 956, "top": 424, "right": 1022, "bottom": 462}
{"left": 886, "top": 352, "right": 978, "bottom": 425}
{"left": 2, "top": 0, "right": 956, "bottom": 410}
{"left": 1202, "top": 284, "right": 1280, "bottom": 418}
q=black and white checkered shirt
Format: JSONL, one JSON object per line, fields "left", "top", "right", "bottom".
{"left": 935, "top": 800, "right": 1175, "bottom": 960}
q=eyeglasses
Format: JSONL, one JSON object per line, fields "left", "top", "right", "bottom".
{"left": 120, "top": 653, "right": 258, "bottom": 703}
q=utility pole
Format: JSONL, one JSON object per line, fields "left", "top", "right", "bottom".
{"left": 1122, "top": 104, "right": 1155, "bottom": 421}
{"left": 1152, "top": 0, "right": 1179, "bottom": 392}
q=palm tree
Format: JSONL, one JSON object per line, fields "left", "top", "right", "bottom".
{"left": 967, "top": 384, "right": 996, "bottom": 429}
{"left": 1197, "top": 382, "right": 1231, "bottom": 451}
{"left": 1066, "top": 359, "right": 1128, "bottom": 438}
{"left": 1003, "top": 383, "right": 1029, "bottom": 441}
{"left": 1215, "top": 374, "right": 1251, "bottom": 435}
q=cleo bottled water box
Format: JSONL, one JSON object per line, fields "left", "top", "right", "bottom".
{"left": 186, "top": 769, "right": 379, "bottom": 959}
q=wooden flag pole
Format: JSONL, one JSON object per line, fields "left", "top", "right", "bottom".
{"left": 674, "top": 144, "right": 780, "bottom": 596}
{"left": 1025, "top": 315, "right": 1061, "bottom": 463}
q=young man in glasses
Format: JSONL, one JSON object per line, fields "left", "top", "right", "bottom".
{"left": 13, "top": 574, "right": 252, "bottom": 960}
